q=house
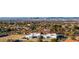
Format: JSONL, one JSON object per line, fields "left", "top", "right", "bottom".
{"left": 25, "top": 33, "right": 41, "bottom": 39}
{"left": 25, "top": 33, "right": 57, "bottom": 39}
{"left": 24, "top": 32, "right": 67, "bottom": 40}
{"left": 43, "top": 33, "right": 57, "bottom": 39}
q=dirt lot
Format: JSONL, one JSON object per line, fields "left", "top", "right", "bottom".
{"left": 0, "top": 34, "right": 25, "bottom": 42}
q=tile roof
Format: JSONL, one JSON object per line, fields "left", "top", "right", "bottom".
{"left": 64, "top": 39, "right": 79, "bottom": 42}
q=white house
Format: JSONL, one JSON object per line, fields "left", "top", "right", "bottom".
{"left": 25, "top": 33, "right": 57, "bottom": 39}
{"left": 25, "top": 33, "right": 41, "bottom": 39}
{"left": 43, "top": 33, "right": 57, "bottom": 39}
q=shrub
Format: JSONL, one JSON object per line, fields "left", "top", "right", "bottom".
{"left": 50, "top": 39, "right": 57, "bottom": 42}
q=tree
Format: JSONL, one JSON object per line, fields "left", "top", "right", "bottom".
{"left": 30, "top": 24, "right": 36, "bottom": 31}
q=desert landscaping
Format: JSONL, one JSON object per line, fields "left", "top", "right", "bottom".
{"left": 0, "top": 17, "right": 79, "bottom": 42}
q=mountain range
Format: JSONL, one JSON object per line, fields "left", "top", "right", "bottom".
{"left": 0, "top": 17, "right": 79, "bottom": 22}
